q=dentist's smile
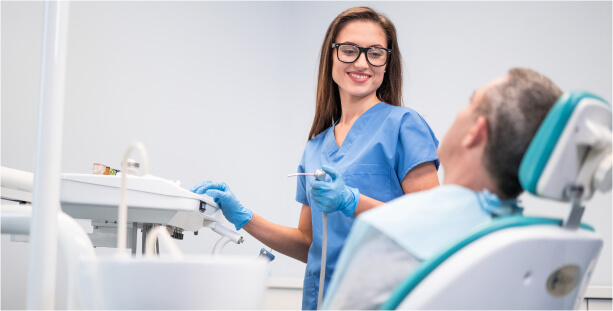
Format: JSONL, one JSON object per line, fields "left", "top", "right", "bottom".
{"left": 348, "top": 71, "right": 372, "bottom": 83}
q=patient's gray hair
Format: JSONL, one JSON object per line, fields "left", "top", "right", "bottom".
{"left": 478, "top": 68, "right": 563, "bottom": 199}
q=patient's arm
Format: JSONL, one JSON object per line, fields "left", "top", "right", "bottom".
{"left": 326, "top": 227, "right": 420, "bottom": 309}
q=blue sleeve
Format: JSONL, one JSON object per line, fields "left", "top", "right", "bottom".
{"left": 396, "top": 110, "right": 440, "bottom": 183}
{"left": 295, "top": 149, "right": 308, "bottom": 205}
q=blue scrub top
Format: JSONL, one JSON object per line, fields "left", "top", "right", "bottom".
{"left": 295, "top": 102, "right": 439, "bottom": 310}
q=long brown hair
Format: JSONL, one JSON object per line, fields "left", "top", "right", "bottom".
{"left": 308, "top": 6, "right": 403, "bottom": 140}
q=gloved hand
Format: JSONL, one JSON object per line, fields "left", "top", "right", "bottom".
{"left": 190, "top": 181, "right": 253, "bottom": 231}
{"left": 310, "top": 165, "right": 359, "bottom": 217}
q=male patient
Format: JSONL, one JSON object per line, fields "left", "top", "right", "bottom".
{"left": 322, "top": 68, "right": 563, "bottom": 309}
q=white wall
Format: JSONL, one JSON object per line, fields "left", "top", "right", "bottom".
{"left": 2, "top": 1, "right": 611, "bottom": 309}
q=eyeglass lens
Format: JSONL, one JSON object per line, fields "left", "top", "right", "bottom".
{"left": 337, "top": 45, "right": 388, "bottom": 66}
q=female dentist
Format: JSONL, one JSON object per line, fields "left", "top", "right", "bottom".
{"left": 191, "top": 6, "right": 440, "bottom": 310}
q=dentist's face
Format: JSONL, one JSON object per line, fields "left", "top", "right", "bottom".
{"left": 332, "top": 20, "right": 387, "bottom": 101}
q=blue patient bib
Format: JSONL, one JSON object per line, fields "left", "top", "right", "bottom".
{"left": 361, "top": 185, "right": 522, "bottom": 260}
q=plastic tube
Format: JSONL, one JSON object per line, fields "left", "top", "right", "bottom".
{"left": 212, "top": 236, "right": 232, "bottom": 255}
{"left": 211, "top": 223, "right": 244, "bottom": 244}
{"left": 26, "top": 1, "right": 70, "bottom": 309}
{"left": 3, "top": 204, "right": 95, "bottom": 309}
{"left": 289, "top": 171, "right": 328, "bottom": 309}
{"left": 56, "top": 212, "right": 96, "bottom": 309}
{"left": 116, "top": 142, "right": 149, "bottom": 256}
{"left": 144, "top": 225, "right": 183, "bottom": 259}
{"left": 1, "top": 205, "right": 32, "bottom": 235}
{"left": 210, "top": 223, "right": 244, "bottom": 255}
{"left": 317, "top": 214, "right": 327, "bottom": 310}
{"left": 1, "top": 167, "right": 34, "bottom": 192}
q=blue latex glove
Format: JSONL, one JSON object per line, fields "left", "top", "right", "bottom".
{"left": 310, "top": 165, "right": 359, "bottom": 216}
{"left": 190, "top": 181, "right": 253, "bottom": 231}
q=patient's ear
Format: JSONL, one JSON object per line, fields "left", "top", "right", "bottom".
{"left": 462, "top": 115, "right": 489, "bottom": 148}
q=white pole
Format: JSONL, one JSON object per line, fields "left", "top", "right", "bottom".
{"left": 26, "top": 1, "right": 70, "bottom": 309}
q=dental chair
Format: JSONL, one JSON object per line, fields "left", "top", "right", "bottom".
{"left": 380, "top": 91, "right": 611, "bottom": 310}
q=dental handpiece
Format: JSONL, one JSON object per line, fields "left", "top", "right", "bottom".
{"left": 287, "top": 169, "right": 326, "bottom": 181}
{"left": 287, "top": 167, "right": 327, "bottom": 310}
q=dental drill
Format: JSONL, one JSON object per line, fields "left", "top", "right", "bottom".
{"left": 288, "top": 169, "right": 327, "bottom": 310}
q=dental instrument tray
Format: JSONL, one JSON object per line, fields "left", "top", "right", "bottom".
{"left": 60, "top": 173, "right": 221, "bottom": 232}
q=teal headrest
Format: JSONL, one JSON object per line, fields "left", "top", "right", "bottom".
{"left": 519, "top": 91, "right": 610, "bottom": 197}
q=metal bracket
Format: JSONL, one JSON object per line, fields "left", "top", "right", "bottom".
{"left": 89, "top": 220, "right": 135, "bottom": 248}
{"left": 563, "top": 185, "right": 585, "bottom": 230}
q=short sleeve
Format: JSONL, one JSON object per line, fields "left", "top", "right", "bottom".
{"left": 295, "top": 149, "right": 308, "bottom": 205}
{"left": 396, "top": 111, "right": 440, "bottom": 183}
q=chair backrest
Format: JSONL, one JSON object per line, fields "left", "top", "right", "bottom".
{"left": 520, "top": 91, "right": 611, "bottom": 201}
{"left": 381, "top": 91, "right": 610, "bottom": 310}
{"left": 381, "top": 216, "right": 601, "bottom": 310}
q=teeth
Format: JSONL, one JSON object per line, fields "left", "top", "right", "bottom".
{"left": 350, "top": 73, "right": 369, "bottom": 79}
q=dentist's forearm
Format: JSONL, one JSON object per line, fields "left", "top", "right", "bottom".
{"left": 242, "top": 213, "right": 312, "bottom": 263}
{"left": 352, "top": 194, "right": 384, "bottom": 216}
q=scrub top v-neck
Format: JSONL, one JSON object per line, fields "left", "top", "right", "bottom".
{"left": 295, "top": 102, "right": 439, "bottom": 310}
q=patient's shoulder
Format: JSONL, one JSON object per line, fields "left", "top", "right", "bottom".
{"left": 358, "top": 185, "right": 482, "bottom": 232}
{"left": 357, "top": 185, "right": 492, "bottom": 259}
{"left": 367, "top": 185, "right": 474, "bottom": 215}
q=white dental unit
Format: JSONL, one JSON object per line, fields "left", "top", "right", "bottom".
{"left": 3, "top": 166, "right": 244, "bottom": 253}
{"left": 60, "top": 171, "right": 243, "bottom": 252}
{"left": 2, "top": 157, "right": 267, "bottom": 309}
{"left": 0, "top": 2, "right": 268, "bottom": 309}
{"left": 60, "top": 173, "right": 221, "bottom": 227}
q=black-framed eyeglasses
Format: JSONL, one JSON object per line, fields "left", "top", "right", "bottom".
{"left": 331, "top": 43, "right": 392, "bottom": 67}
